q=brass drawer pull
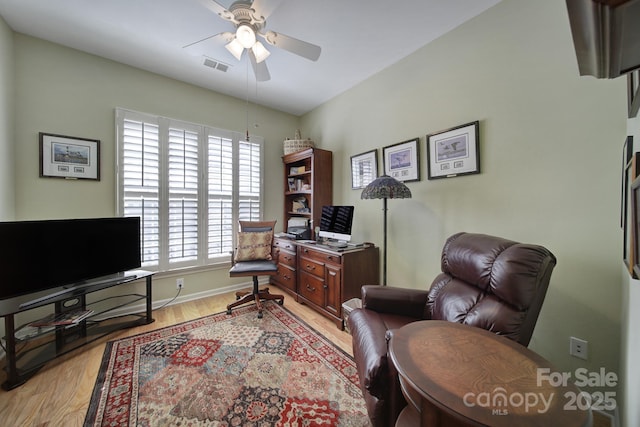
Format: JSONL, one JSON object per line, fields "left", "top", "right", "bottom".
{"left": 306, "top": 284, "right": 316, "bottom": 292}
{"left": 305, "top": 264, "right": 315, "bottom": 271}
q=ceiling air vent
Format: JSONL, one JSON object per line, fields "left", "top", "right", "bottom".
{"left": 202, "top": 57, "right": 230, "bottom": 72}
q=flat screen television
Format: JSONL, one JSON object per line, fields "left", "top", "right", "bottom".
{"left": 318, "top": 206, "right": 354, "bottom": 243}
{"left": 0, "top": 217, "right": 141, "bottom": 302}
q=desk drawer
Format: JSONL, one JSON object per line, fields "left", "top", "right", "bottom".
{"left": 298, "top": 272, "right": 324, "bottom": 307}
{"left": 274, "top": 238, "right": 296, "bottom": 252}
{"left": 277, "top": 249, "right": 296, "bottom": 268}
{"left": 275, "top": 264, "right": 296, "bottom": 292}
{"left": 299, "top": 256, "right": 324, "bottom": 278}
{"left": 299, "top": 247, "right": 342, "bottom": 266}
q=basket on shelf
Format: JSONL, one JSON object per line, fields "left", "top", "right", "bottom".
{"left": 283, "top": 129, "right": 315, "bottom": 155}
{"left": 283, "top": 139, "right": 314, "bottom": 155}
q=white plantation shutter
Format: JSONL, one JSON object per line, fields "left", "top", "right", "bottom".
{"left": 238, "top": 141, "right": 261, "bottom": 220}
{"left": 116, "top": 108, "right": 263, "bottom": 271}
{"left": 168, "top": 127, "right": 199, "bottom": 264}
{"left": 207, "top": 135, "right": 234, "bottom": 258}
{"left": 120, "top": 117, "right": 160, "bottom": 267}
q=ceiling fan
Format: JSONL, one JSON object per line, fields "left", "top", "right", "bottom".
{"left": 184, "top": 0, "right": 322, "bottom": 82}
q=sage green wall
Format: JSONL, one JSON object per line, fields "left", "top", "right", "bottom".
{"left": 12, "top": 34, "right": 296, "bottom": 306}
{"left": 302, "top": 0, "right": 626, "bottom": 404}
{"left": 0, "top": 15, "right": 14, "bottom": 220}
{"left": 3, "top": 0, "right": 636, "bottom": 419}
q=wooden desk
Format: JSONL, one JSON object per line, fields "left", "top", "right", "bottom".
{"left": 389, "top": 321, "right": 592, "bottom": 427}
{"left": 270, "top": 238, "right": 379, "bottom": 329}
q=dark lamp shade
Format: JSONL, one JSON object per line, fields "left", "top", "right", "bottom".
{"left": 361, "top": 175, "right": 412, "bottom": 200}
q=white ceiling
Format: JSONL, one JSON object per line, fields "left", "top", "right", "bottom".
{"left": 0, "top": 0, "right": 501, "bottom": 116}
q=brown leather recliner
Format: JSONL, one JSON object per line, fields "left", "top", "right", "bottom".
{"left": 347, "top": 232, "right": 556, "bottom": 427}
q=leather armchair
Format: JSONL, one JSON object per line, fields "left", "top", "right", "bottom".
{"left": 347, "top": 232, "right": 556, "bottom": 427}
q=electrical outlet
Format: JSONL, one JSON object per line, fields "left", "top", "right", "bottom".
{"left": 570, "top": 336, "right": 588, "bottom": 360}
{"left": 176, "top": 278, "right": 184, "bottom": 290}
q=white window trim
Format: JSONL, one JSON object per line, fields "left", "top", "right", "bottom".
{"left": 115, "top": 108, "right": 264, "bottom": 273}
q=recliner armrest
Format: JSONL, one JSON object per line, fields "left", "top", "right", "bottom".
{"left": 348, "top": 309, "right": 390, "bottom": 399}
{"left": 361, "top": 285, "right": 430, "bottom": 319}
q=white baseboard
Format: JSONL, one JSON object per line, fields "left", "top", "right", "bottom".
{"left": 92, "top": 281, "right": 253, "bottom": 320}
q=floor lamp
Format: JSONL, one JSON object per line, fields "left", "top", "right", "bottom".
{"left": 361, "top": 175, "right": 412, "bottom": 286}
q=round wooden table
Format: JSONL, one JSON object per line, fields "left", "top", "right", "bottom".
{"left": 389, "top": 321, "right": 592, "bottom": 427}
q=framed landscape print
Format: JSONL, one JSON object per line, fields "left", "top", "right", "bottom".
{"left": 426, "top": 121, "right": 480, "bottom": 180}
{"left": 382, "top": 138, "right": 420, "bottom": 182}
{"left": 39, "top": 132, "right": 101, "bottom": 180}
{"left": 351, "top": 149, "right": 378, "bottom": 189}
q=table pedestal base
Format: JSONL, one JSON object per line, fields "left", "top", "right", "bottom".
{"left": 397, "top": 375, "right": 472, "bottom": 427}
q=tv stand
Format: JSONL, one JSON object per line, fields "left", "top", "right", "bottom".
{"left": 1, "top": 270, "right": 154, "bottom": 390}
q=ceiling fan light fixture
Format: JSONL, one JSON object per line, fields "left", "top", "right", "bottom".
{"left": 252, "top": 41, "right": 271, "bottom": 63}
{"left": 225, "top": 38, "right": 244, "bottom": 61}
{"left": 236, "top": 24, "right": 256, "bottom": 49}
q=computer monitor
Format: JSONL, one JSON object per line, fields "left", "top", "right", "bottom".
{"left": 318, "top": 206, "right": 354, "bottom": 243}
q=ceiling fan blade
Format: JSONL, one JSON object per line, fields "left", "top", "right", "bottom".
{"left": 250, "top": 0, "right": 284, "bottom": 20}
{"left": 195, "top": 0, "right": 236, "bottom": 23}
{"left": 260, "top": 31, "right": 321, "bottom": 61}
{"left": 183, "top": 32, "right": 234, "bottom": 56}
{"left": 249, "top": 50, "right": 271, "bottom": 82}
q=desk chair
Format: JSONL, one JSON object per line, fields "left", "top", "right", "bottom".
{"left": 227, "top": 220, "right": 284, "bottom": 318}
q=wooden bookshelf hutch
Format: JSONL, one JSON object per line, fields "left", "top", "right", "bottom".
{"left": 273, "top": 147, "right": 380, "bottom": 328}
{"left": 282, "top": 147, "right": 332, "bottom": 240}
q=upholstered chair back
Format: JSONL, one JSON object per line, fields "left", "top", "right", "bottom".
{"left": 426, "top": 232, "right": 556, "bottom": 346}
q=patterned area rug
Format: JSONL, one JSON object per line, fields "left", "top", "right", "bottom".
{"left": 84, "top": 301, "right": 370, "bottom": 426}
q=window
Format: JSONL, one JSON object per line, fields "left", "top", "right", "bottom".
{"left": 116, "top": 108, "right": 263, "bottom": 271}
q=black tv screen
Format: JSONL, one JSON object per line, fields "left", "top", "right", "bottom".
{"left": 319, "top": 206, "right": 354, "bottom": 241}
{"left": 0, "top": 217, "right": 141, "bottom": 301}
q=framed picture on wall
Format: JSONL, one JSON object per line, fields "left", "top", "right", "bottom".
{"left": 623, "top": 150, "right": 635, "bottom": 270}
{"left": 622, "top": 135, "right": 634, "bottom": 229}
{"left": 39, "top": 132, "right": 101, "bottom": 181}
{"left": 631, "top": 173, "right": 640, "bottom": 278}
{"left": 382, "top": 138, "right": 420, "bottom": 182}
{"left": 426, "top": 121, "right": 480, "bottom": 180}
{"left": 628, "top": 70, "right": 640, "bottom": 119}
{"left": 351, "top": 149, "right": 378, "bottom": 189}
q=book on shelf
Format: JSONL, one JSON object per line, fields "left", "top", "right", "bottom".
{"left": 29, "top": 309, "right": 94, "bottom": 327}
{"left": 289, "top": 166, "right": 306, "bottom": 175}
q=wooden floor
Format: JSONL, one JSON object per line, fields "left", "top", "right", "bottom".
{"left": 0, "top": 289, "right": 354, "bottom": 427}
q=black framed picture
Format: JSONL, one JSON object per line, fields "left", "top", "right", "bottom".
{"left": 623, "top": 140, "right": 637, "bottom": 275}
{"left": 426, "top": 121, "right": 480, "bottom": 180}
{"left": 351, "top": 149, "right": 378, "bottom": 189}
{"left": 628, "top": 70, "right": 640, "bottom": 119}
{"left": 622, "top": 135, "right": 634, "bottom": 229}
{"left": 382, "top": 138, "right": 420, "bottom": 182}
{"left": 39, "top": 132, "right": 101, "bottom": 180}
{"left": 631, "top": 173, "right": 640, "bottom": 278}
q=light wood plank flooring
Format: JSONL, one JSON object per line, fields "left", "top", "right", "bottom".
{"left": 0, "top": 289, "right": 354, "bottom": 427}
